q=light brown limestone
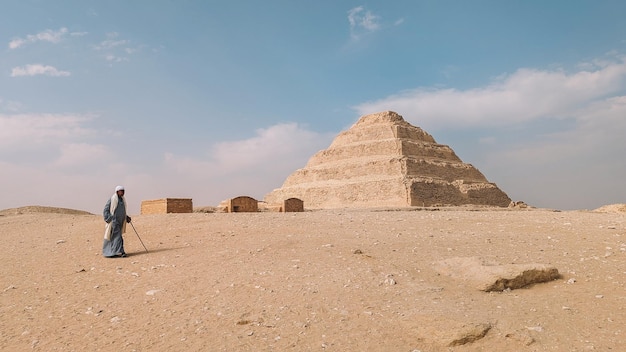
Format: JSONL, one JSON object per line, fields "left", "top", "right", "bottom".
{"left": 265, "top": 111, "right": 511, "bottom": 208}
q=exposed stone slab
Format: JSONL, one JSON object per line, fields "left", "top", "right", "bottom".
{"left": 433, "top": 257, "right": 560, "bottom": 291}
{"left": 410, "top": 316, "right": 492, "bottom": 347}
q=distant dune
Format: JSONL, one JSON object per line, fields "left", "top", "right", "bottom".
{"left": 593, "top": 203, "right": 626, "bottom": 213}
{"left": 0, "top": 205, "right": 93, "bottom": 216}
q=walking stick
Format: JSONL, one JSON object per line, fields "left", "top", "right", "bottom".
{"left": 129, "top": 220, "right": 149, "bottom": 253}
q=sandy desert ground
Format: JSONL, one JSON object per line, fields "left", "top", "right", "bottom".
{"left": 1, "top": 205, "right": 625, "bottom": 351}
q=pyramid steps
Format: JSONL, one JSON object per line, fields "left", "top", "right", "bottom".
{"left": 265, "top": 111, "right": 511, "bottom": 208}
{"left": 307, "top": 139, "right": 461, "bottom": 165}
{"left": 282, "top": 157, "right": 487, "bottom": 185}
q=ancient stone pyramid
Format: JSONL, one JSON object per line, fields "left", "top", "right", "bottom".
{"left": 264, "top": 111, "right": 511, "bottom": 208}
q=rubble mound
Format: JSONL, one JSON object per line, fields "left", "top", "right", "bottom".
{"left": 0, "top": 205, "right": 92, "bottom": 216}
{"left": 594, "top": 203, "right": 626, "bottom": 213}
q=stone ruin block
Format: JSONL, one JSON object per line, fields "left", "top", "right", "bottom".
{"left": 282, "top": 198, "right": 304, "bottom": 212}
{"left": 227, "top": 196, "right": 258, "bottom": 213}
{"left": 141, "top": 198, "right": 193, "bottom": 214}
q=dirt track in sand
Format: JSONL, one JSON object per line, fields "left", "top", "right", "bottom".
{"left": 1, "top": 206, "right": 625, "bottom": 351}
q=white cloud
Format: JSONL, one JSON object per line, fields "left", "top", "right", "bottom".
{"left": 9, "top": 28, "right": 68, "bottom": 49}
{"left": 352, "top": 55, "right": 626, "bottom": 210}
{"left": 483, "top": 95, "right": 626, "bottom": 209}
{"left": 11, "top": 64, "right": 71, "bottom": 77}
{"left": 4, "top": 101, "right": 22, "bottom": 112}
{"left": 0, "top": 113, "right": 94, "bottom": 148}
{"left": 8, "top": 39, "right": 26, "bottom": 50}
{"left": 55, "top": 143, "right": 112, "bottom": 167}
{"left": 0, "top": 160, "right": 126, "bottom": 213}
{"left": 0, "top": 99, "right": 23, "bottom": 112}
{"left": 105, "top": 55, "right": 129, "bottom": 63}
{"left": 0, "top": 112, "right": 122, "bottom": 212}
{"left": 211, "top": 123, "right": 323, "bottom": 171}
{"left": 0, "top": 117, "right": 333, "bottom": 213}
{"left": 162, "top": 123, "right": 333, "bottom": 202}
{"left": 94, "top": 38, "right": 129, "bottom": 50}
{"left": 354, "top": 57, "right": 626, "bottom": 130}
{"left": 347, "top": 6, "right": 381, "bottom": 40}
{"left": 93, "top": 32, "right": 139, "bottom": 64}
{"left": 166, "top": 123, "right": 330, "bottom": 174}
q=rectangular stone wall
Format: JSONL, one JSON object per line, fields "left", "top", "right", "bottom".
{"left": 141, "top": 198, "right": 193, "bottom": 214}
{"left": 228, "top": 196, "right": 258, "bottom": 213}
{"left": 282, "top": 198, "right": 304, "bottom": 212}
{"left": 405, "top": 159, "right": 487, "bottom": 182}
{"left": 266, "top": 177, "right": 410, "bottom": 209}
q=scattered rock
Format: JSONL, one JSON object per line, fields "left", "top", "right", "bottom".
{"left": 447, "top": 322, "right": 492, "bottom": 346}
{"left": 383, "top": 274, "right": 397, "bottom": 285}
{"left": 433, "top": 257, "right": 560, "bottom": 291}
{"left": 193, "top": 206, "right": 217, "bottom": 213}
{"left": 508, "top": 201, "right": 530, "bottom": 209}
{"left": 526, "top": 326, "right": 543, "bottom": 332}
{"left": 505, "top": 329, "right": 536, "bottom": 346}
{"left": 415, "top": 317, "right": 492, "bottom": 347}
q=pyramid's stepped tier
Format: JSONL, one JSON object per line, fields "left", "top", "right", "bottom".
{"left": 408, "top": 178, "right": 511, "bottom": 207}
{"left": 281, "top": 157, "right": 488, "bottom": 186}
{"left": 264, "top": 111, "right": 511, "bottom": 208}
{"left": 306, "top": 139, "right": 462, "bottom": 165}
{"left": 268, "top": 176, "right": 509, "bottom": 208}
{"left": 270, "top": 177, "right": 411, "bottom": 208}
{"left": 329, "top": 121, "right": 436, "bottom": 146}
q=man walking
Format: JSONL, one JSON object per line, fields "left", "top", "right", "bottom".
{"left": 103, "top": 185, "right": 131, "bottom": 258}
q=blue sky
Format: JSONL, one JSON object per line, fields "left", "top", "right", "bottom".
{"left": 1, "top": 1, "right": 626, "bottom": 214}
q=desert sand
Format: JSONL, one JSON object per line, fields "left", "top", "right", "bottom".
{"left": 1, "top": 205, "right": 625, "bottom": 351}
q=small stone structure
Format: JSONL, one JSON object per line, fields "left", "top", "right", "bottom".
{"left": 141, "top": 198, "right": 193, "bottom": 214}
{"left": 226, "top": 196, "right": 258, "bottom": 213}
{"left": 282, "top": 198, "right": 304, "bottom": 212}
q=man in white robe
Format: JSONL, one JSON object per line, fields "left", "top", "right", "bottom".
{"left": 102, "top": 185, "right": 131, "bottom": 257}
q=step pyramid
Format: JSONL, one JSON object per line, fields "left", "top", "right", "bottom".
{"left": 264, "top": 111, "right": 511, "bottom": 208}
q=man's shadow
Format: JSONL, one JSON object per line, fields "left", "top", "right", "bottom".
{"left": 125, "top": 245, "right": 188, "bottom": 257}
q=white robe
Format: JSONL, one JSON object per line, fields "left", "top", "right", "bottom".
{"left": 104, "top": 193, "right": 127, "bottom": 240}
